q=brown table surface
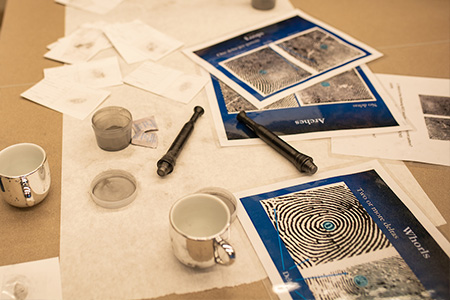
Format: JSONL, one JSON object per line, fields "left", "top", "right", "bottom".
{"left": 0, "top": 0, "right": 448, "bottom": 299}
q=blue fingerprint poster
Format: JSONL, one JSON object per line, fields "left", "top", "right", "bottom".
{"left": 236, "top": 161, "right": 450, "bottom": 300}
{"left": 184, "top": 10, "right": 382, "bottom": 108}
{"left": 205, "top": 64, "right": 410, "bottom": 146}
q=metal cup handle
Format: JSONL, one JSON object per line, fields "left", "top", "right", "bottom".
{"left": 214, "top": 236, "right": 236, "bottom": 265}
{"left": 20, "top": 177, "right": 35, "bottom": 206}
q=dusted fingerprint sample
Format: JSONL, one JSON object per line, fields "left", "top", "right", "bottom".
{"left": 419, "top": 94, "right": 450, "bottom": 117}
{"left": 260, "top": 182, "right": 391, "bottom": 268}
{"left": 222, "top": 47, "right": 311, "bottom": 96}
{"left": 276, "top": 28, "right": 363, "bottom": 72}
{"left": 424, "top": 117, "right": 450, "bottom": 141}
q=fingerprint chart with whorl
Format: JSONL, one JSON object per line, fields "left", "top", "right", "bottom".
{"left": 260, "top": 182, "right": 391, "bottom": 269}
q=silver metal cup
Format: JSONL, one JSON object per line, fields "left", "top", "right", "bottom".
{"left": 0, "top": 143, "right": 51, "bottom": 208}
{"left": 169, "top": 193, "right": 236, "bottom": 268}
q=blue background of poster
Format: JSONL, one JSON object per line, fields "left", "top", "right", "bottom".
{"left": 194, "top": 14, "right": 374, "bottom": 101}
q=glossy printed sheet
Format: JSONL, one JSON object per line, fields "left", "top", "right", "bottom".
{"left": 206, "top": 65, "right": 410, "bottom": 146}
{"left": 235, "top": 161, "right": 450, "bottom": 300}
{"left": 184, "top": 10, "right": 382, "bottom": 108}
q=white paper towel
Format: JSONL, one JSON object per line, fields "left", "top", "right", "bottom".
{"left": 59, "top": 1, "right": 444, "bottom": 299}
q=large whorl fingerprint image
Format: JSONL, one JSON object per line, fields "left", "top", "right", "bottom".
{"left": 276, "top": 28, "right": 363, "bottom": 72}
{"left": 306, "top": 254, "right": 431, "bottom": 300}
{"left": 222, "top": 47, "right": 311, "bottom": 96}
{"left": 260, "top": 182, "right": 391, "bottom": 268}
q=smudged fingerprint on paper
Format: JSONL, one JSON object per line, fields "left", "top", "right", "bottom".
{"left": 74, "top": 42, "right": 94, "bottom": 49}
{"left": 44, "top": 25, "right": 111, "bottom": 64}
{"left": 69, "top": 98, "right": 88, "bottom": 104}
{"left": 178, "top": 82, "right": 192, "bottom": 92}
{"left": 91, "top": 69, "right": 106, "bottom": 78}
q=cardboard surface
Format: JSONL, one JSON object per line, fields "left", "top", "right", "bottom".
{"left": 0, "top": 0, "right": 63, "bottom": 266}
{"left": 295, "top": 0, "right": 450, "bottom": 78}
{"left": 0, "top": 0, "right": 448, "bottom": 299}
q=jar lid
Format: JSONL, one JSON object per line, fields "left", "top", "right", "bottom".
{"left": 90, "top": 169, "right": 137, "bottom": 209}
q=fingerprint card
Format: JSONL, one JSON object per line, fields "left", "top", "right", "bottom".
{"left": 44, "top": 23, "right": 111, "bottom": 64}
{"left": 44, "top": 57, "right": 123, "bottom": 89}
{"left": 124, "top": 62, "right": 208, "bottom": 103}
{"left": 21, "top": 77, "right": 110, "bottom": 120}
{"left": 103, "top": 20, "right": 183, "bottom": 64}
{"left": 235, "top": 161, "right": 450, "bottom": 300}
{"left": 184, "top": 9, "right": 382, "bottom": 108}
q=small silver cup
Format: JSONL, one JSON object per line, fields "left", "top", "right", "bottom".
{"left": 0, "top": 143, "right": 51, "bottom": 208}
{"left": 169, "top": 193, "right": 236, "bottom": 268}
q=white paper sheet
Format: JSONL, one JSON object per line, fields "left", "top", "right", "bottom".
{"left": 44, "top": 23, "right": 111, "bottom": 64}
{"left": 0, "top": 258, "right": 62, "bottom": 300}
{"left": 21, "top": 77, "right": 110, "bottom": 120}
{"left": 124, "top": 62, "right": 208, "bottom": 103}
{"left": 44, "top": 56, "right": 123, "bottom": 89}
{"left": 59, "top": 1, "right": 446, "bottom": 299}
{"left": 103, "top": 20, "right": 184, "bottom": 64}
{"left": 235, "top": 161, "right": 450, "bottom": 300}
{"left": 55, "top": 0, "right": 124, "bottom": 15}
{"left": 332, "top": 74, "right": 450, "bottom": 166}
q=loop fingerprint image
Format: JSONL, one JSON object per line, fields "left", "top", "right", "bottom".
{"left": 222, "top": 47, "right": 311, "bottom": 96}
{"left": 260, "top": 182, "right": 391, "bottom": 268}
